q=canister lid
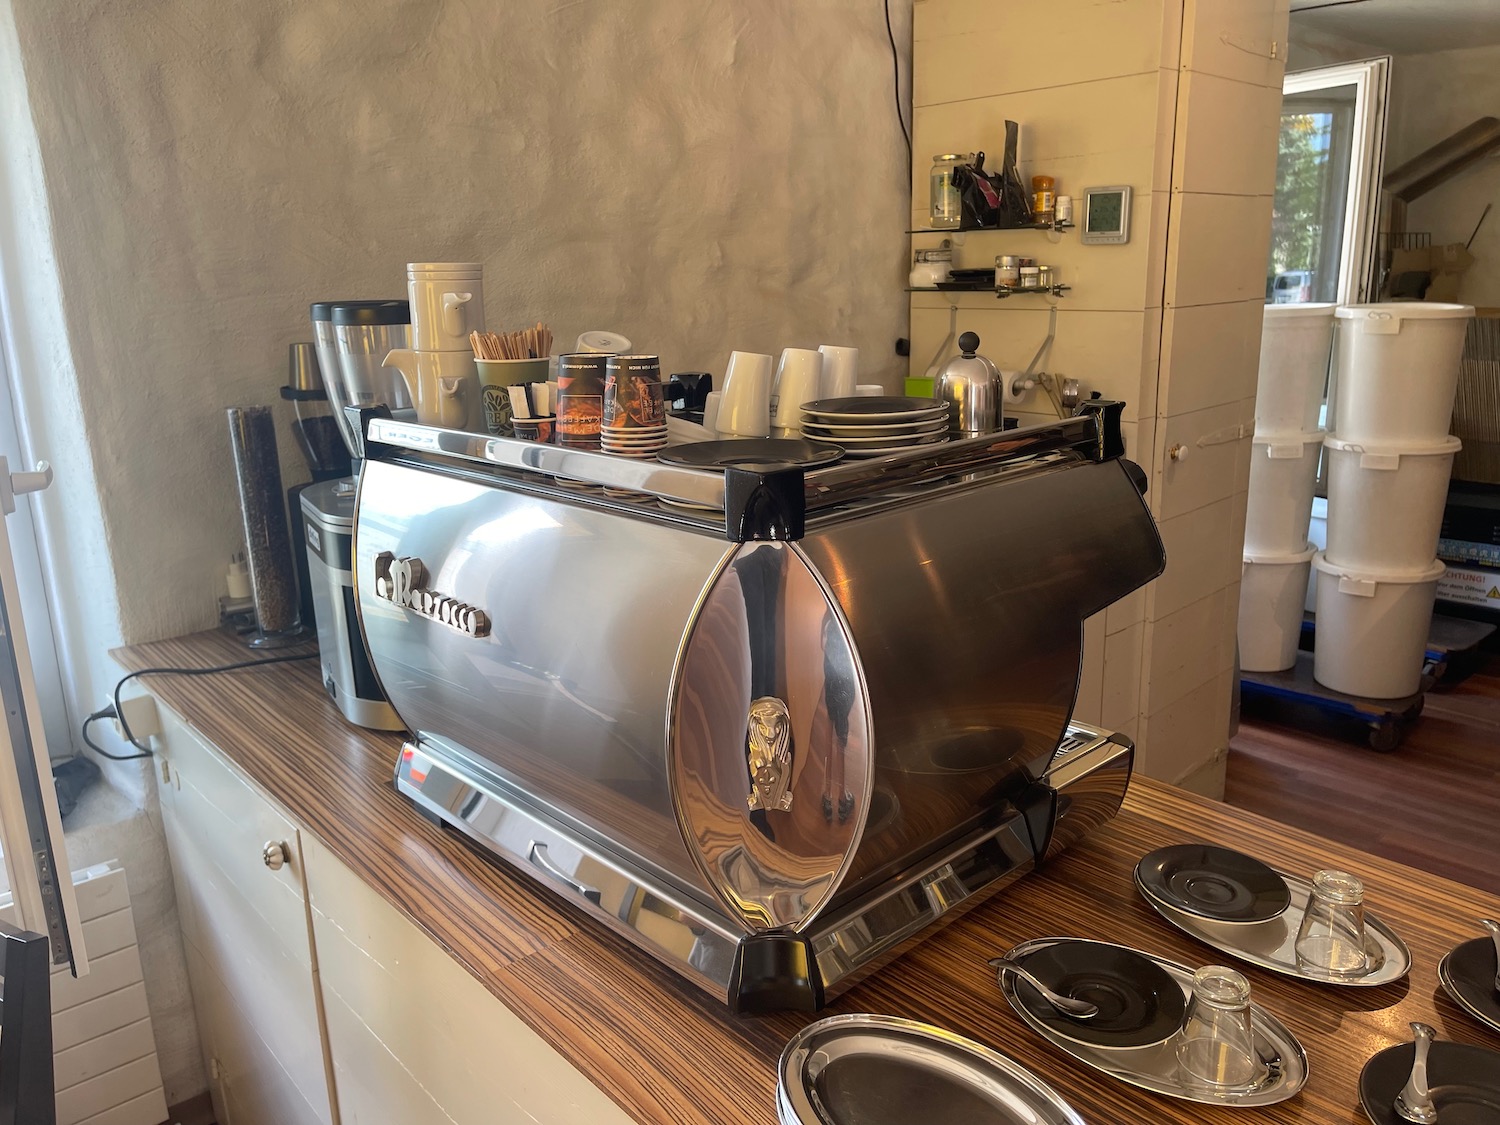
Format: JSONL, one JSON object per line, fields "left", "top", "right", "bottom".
{"left": 1262, "top": 302, "right": 1336, "bottom": 318}
{"left": 1244, "top": 542, "right": 1316, "bottom": 567}
{"left": 406, "top": 261, "right": 483, "bottom": 274}
{"left": 1334, "top": 302, "right": 1475, "bottom": 320}
{"left": 330, "top": 300, "right": 411, "bottom": 326}
{"left": 1310, "top": 551, "right": 1445, "bottom": 584}
{"left": 777, "top": 1014, "right": 1084, "bottom": 1125}
{"left": 1323, "top": 433, "right": 1462, "bottom": 458}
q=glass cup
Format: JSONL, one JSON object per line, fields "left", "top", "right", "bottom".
{"left": 1174, "top": 966, "right": 1266, "bottom": 1090}
{"left": 1294, "top": 869, "right": 1369, "bottom": 976}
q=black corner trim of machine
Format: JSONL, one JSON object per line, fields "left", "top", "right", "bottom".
{"left": 729, "top": 930, "right": 825, "bottom": 1014}
{"left": 725, "top": 463, "right": 807, "bottom": 543}
{"left": 1073, "top": 396, "right": 1127, "bottom": 462}
{"left": 351, "top": 404, "right": 394, "bottom": 461}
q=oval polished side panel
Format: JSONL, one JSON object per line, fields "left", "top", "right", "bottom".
{"left": 667, "top": 541, "right": 874, "bottom": 934}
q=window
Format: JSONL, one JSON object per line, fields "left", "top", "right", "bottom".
{"left": 1269, "top": 58, "right": 1391, "bottom": 305}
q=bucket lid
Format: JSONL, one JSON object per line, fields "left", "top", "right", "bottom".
{"left": 777, "top": 1015, "right": 1084, "bottom": 1125}
{"left": 1245, "top": 542, "right": 1317, "bottom": 566}
{"left": 1310, "top": 552, "right": 1445, "bottom": 584}
{"left": 1262, "top": 303, "right": 1336, "bottom": 318}
{"left": 1324, "top": 434, "right": 1462, "bottom": 458}
{"left": 1334, "top": 302, "right": 1475, "bottom": 320}
{"left": 1253, "top": 428, "right": 1325, "bottom": 459}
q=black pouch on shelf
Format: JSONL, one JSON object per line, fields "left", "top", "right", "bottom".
{"left": 995, "top": 121, "right": 1035, "bottom": 229}
{"left": 953, "top": 150, "right": 1004, "bottom": 228}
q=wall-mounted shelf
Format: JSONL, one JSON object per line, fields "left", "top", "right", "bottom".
{"left": 908, "top": 220, "right": 1074, "bottom": 235}
{"left": 906, "top": 285, "right": 1069, "bottom": 299}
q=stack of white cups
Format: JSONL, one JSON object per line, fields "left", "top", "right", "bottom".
{"left": 1238, "top": 304, "right": 1335, "bottom": 673}
{"left": 712, "top": 344, "right": 860, "bottom": 438}
{"left": 1311, "top": 303, "right": 1474, "bottom": 698}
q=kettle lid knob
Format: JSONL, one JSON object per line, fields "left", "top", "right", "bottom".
{"left": 958, "top": 331, "right": 980, "bottom": 355}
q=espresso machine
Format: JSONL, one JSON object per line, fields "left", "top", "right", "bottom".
{"left": 351, "top": 405, "right": 1164, "bottom": 1011}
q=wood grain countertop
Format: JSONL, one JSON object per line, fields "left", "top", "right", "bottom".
{"left": 114, "top": 629, "right": 1500, "bottom": 1125}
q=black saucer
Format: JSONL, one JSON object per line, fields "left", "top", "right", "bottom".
{"left": 656, "top": 438, "right": 844, "bottom": 470}
{"left": 1006, "top": 941, "right": 1186, "bottom": 1049}
{"left": 1136, "top": 844, "right": 1291, "bottom": 924}
{"left": 1439, "top": 937, "right": 1500, "bottom": 1034}
{"left": 1359, "top": 1039, "right": 1500, "bottom": 1125}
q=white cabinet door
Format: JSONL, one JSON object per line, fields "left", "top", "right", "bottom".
{"left": 301, "top": 833, "right": 632, "bottom": 1125}
{"left": 155, "top": 708, "right": 336, "bottom": 1125}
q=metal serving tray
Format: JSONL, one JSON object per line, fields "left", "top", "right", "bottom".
{"left": 1135, "top": 867, "right": 1412, "bottom": 987}
{"left": 997, "top": 937, "right": 1309, "bottom": 1108}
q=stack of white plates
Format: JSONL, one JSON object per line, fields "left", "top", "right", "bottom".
{"left": 600, "top": 423, "right": 667, "bottom": 458}
{"left": 800, "top": 397, "right": 949, "bottom": 458}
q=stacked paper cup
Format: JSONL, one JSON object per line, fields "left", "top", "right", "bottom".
{"left": 1239, "top": 304, "right": 1334, "bottom": 672}
{"left": 1312, "top": 303, "right": 1475, "bottom": 698}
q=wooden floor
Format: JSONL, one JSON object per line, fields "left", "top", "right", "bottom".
{"left": 1225, "top": 648, "right": 1500, "bottom": 897}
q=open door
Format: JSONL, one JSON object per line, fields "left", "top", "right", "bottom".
{"left": 1269, "top": 58, "right": 1392, "bottom": 306}
{"left": 0, "top": 460, "right": 86, "bottom": 976}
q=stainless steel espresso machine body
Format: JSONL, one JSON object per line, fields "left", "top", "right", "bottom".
{"left": 353, "top": 409, "right": 1164, "bottom": 1011}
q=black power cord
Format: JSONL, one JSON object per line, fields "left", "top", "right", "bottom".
{"left": 884, "top": 0, "right": 911, "bottom": 170}
{"left": 80, "top": 652, "right": 316, "bottom": 761}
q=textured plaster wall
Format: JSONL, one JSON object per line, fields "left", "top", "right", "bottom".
{"left": 11, "top": 0, "right": 912, "bottom": 652}
{"left": 7, "top": 0, "right": 913, "bottom": 1105}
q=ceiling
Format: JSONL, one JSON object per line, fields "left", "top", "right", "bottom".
{"left": 1291, "top": 0, "right": 1500, "bottom": 54}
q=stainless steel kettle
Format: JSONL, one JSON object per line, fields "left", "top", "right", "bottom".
{"left": 935, "top": 331, "right": 1002, "bottom": 436}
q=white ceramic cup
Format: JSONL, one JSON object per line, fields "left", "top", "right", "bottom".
{"left": 771, "top": 349, "right": 825, "bottom": 431}
{"left": 575, "top": 330, "right": 632, "bottom": 354}
{"left": 719, "top": 352, "right": 774, "bottom": 437}
{"left": 855, "top": 384, "right": 884, "bottom": 397}
{"left": 818, "top": 345, "right": 859, "bottom": 400}
{"left": 408, "top": 263, "right": 485, "bottom": 351}
{"left": 701, "top": 390, "right": 722, "bottom": 433}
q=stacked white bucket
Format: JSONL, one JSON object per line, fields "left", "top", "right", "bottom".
{"left": 1312, "top": 303, "right": 1474, "bottom": 698}
{"left": 1239, "top": 304, "right": 1334, "bottom": 675}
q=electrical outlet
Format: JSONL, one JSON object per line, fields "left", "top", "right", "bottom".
{"left": 112, "top": 694, "right": 161, "bottom": 744}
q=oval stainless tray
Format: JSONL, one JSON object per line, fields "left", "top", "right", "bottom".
{"left": 778, "top": 1013, "right": 1085, "bottom": 1125}
{"left": 1135, "top": 864, "right": 1412, "bottom": 987}
{"left": 997, "top": 937, "right": 1309, "bottom": 1108}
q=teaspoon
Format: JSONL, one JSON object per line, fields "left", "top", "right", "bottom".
{"left": 988, "top": 956, "right": 1100, "bottom": 1020}
{"left": 1394, "top": 1021, "right": 1438, "bottom": 1125}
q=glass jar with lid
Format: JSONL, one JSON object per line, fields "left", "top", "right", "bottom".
{"left": 929, "top": 154, "right": 966, "bottom": 229}
{"left": 910, "top": 246, "right": 954, "bottom": 288}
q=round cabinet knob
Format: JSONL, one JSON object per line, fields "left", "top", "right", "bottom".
{"left": 262, "top": 841, "right": 288, "bottom": 871}
{"left": 1168, "top": 443, "right": 1190, "bottom": 463}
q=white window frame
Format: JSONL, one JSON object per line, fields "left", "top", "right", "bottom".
{"left": 1283, "top": 57, "right": 1392, "bottom": 304}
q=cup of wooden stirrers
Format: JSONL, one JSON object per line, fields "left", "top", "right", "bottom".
{"left": 472, "top": 324, "right": 552, "bottom": 436}
{"left": 470, "top": 323, "right": 553, "bottom": 362}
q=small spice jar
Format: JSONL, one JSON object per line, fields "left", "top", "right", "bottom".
{"left": 1031, "top": 175, "right": 1056, "bottom": 225}
{"left": 1038, "top": 264, "right": 1057, "bottom": 290}
{"left": 1018, "top": 266, "right": 1042, "bottom": 290}
{"left": 1055, "top": 194, "right": 1073, "bottom": 224}
{"left": 995, "top": 254, "right": 1021, "bottom": 288}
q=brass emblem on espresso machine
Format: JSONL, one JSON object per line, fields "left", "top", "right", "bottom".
{"left": 746, "top": 697, "right": 794, "bottom": 812}
{"left": 374, "top": 552, "right": 491, "bottom": 638}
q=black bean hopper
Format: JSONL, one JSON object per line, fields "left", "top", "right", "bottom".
{"left": 350, "top": 406, "right": 1164, "bottom": 1012}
